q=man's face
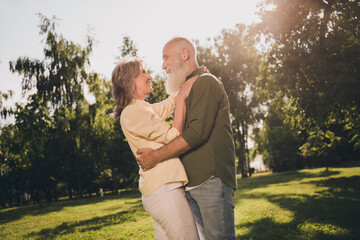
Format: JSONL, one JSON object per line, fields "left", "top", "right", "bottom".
{"left": 162, "top": 42, "right": 177, "bottom": 72}
{"left": 162, "top": 43, "right": 190, "bottom": 94}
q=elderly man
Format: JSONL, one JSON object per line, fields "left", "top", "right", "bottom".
{"left": 137, "top": 37, "right": 237, "bottom": 240}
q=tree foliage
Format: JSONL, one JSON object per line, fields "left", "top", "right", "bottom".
{"left": 0, "top": 90, "right": 14, "bottom": 118}
{"left": 253, "top": 0, "right": 360, "bottom": 170}
{"left": 256, "top": 0, "right": 360, "bottom": 118}
{"left": 0, "top": 15, "right": 141, "bottom": 207}
{"left": 10, "top": 14, "right": 93, "bottom": 110}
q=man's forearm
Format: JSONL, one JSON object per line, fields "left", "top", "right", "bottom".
{"left": 154, "top": 135, "right": 191, "bottom": 162}
{"left": 136, "top": 135, "right": 192, "bottom": 170}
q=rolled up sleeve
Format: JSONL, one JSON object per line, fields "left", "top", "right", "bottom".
{"left": 181, "top": 76, "right": 221, "bottom": 148}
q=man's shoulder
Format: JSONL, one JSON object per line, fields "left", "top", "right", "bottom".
{"left": 197, "top": 73, "right": 218, "bottom": 81}
{"left": 195, "top": 73, "right": 222, "bottom": 88}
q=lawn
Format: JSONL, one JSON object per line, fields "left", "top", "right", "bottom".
{"left": 1, "top": 162, "right": 360, "bottom": 240}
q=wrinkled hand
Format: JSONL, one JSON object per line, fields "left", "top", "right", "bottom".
{"left": 136, "top": 148, "right": 158, "bottom": 171}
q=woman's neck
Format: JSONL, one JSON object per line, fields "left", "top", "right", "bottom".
{"left": 133, "top": 94, "right": 145, "bottom": 101}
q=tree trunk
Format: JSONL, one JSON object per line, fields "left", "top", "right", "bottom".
{"left": 244, "top": 123, "right": 251, "bottom": 177}
{"left": 53, "top": 185, "right": 58, "bottom": 201}
{"left": 112, "top": 169, "right": 119, "bottom": 194}
{"left": 68, "top": 183, "right": 72, "bottom": 199}
{"left": 235, "top": 122, "right": 248, "bottom": 178}
{"left": 77, "top": 174, "right": 82, "bottom": 198}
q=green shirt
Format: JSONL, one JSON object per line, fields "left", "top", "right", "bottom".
{"left": 181, "top": 68, "right": 237, "bottom": 189}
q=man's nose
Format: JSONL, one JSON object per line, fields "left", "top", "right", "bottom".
{"left": 162, "top": 62, "right": 167, "bottom": 70}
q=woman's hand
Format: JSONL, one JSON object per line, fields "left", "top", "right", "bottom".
{"left": 201, "top": 65, "right": 210, "bottom": 74}
{"left": 172, "top": 76, "right": 197, "bottom": 133}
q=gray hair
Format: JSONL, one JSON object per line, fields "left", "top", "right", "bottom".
{"left": 111, "top": 57, "right": 142, "bottom": 118}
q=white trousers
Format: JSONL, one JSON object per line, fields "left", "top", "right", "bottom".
{"left": 142, "top": 185, "right": 199, "bottom": 240}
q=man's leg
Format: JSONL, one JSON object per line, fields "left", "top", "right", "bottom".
{"left": 186, "top": 177, "right": 235, "bottom": 240}
{"left": 185, "top": 191, "right": 206, "bottom": 240}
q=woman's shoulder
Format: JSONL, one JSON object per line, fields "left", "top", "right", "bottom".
{"left": 120, "top": 102, "right": 148, "bottom": 124}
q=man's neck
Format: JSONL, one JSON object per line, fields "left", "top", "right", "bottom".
{"left": 188, "top": 64, "right": 199, "bottom": 73}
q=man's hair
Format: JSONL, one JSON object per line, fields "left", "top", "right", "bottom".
{"left": 167, "top": 37, "right": 197, "bottom": 59}
{"left": 111, "top": 57, "right": 142, "bottom": 118}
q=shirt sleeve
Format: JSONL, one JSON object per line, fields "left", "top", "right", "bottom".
{"left": 150, "top": 95, "right": 176, "bottom": 120}
{"left": 121, "top": 104, "right": 180, "bottom": 144}
{"left": 181, "top": 75, "right": 221, "bottom": 148}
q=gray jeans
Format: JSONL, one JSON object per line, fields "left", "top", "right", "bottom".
{"left": 185, "top": 177, "right": 235, "bottom": 240}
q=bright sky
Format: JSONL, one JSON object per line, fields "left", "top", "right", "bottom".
{"left": 0, "top": 0, "right": 262, "bottom": 123}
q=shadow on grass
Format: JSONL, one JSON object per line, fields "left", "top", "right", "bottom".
{"left": 235, "top": 174, "right": 360, "bottom": 240}
{"left": 237, "top": 169, "right": 340, "bottom": 191}
{"left": 330, "top": 161, "right": 360, "bottom": 168}
{"left": 0, "top": 190, "right": 141, "bottom": 225}
{"left": 24, "top": 199, "right": 146, "bottom": 240}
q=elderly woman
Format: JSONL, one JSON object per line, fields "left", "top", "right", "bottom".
{"left": 111, "top": 57, "right": 199, "bottom": 240}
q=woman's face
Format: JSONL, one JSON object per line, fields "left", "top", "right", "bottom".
{"left": 133, "top": 65, "right": 153, "bottom": 100}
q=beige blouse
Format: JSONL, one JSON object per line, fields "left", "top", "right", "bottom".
{"left": 120, "top": 95, "right": 188, "bottom": 196}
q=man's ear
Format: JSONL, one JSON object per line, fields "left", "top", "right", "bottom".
{"left": 181, "top": 49, "right": 190, "bottom": 61}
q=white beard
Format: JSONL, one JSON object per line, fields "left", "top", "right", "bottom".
{"left": 165, "top": 58, "right": 190, "bottom": 95}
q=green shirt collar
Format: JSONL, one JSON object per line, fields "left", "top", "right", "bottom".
{"left": 186, "top": 68, "right": 204, "bottom": 81}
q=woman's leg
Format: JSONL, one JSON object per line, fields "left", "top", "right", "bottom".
{"left": 142, "top": 187, "right": 199, "bottom": 240}
{"left": 151, "top": 217, "right": 169, "bottom": 240}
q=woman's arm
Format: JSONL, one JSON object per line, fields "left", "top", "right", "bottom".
{"left": 172, "top": 95, "right": 186, "bottom": 133}
{"left": 172, "top": 76, "right": 197, "bottom": 133}
{"left": 150, "top": 95, "right": 176, "bottom": 120}
{"left": 121, "top": 104, "right": 180, "bottom": 145}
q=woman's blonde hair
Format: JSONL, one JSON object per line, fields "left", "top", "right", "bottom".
{"left": 111, "top": 57, "right": 142, "bottom": 118}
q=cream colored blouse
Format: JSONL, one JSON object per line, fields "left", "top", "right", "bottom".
{"left": 120, "top": 95, "right": 188, "bottom": 196}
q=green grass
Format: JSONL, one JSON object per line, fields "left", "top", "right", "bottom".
{"left": 1, "top": 162, "right": 360, "bottom": 239}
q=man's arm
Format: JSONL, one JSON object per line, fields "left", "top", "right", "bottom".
{"left": 136, "top": 135, "right": 191, "bottom": 170}
{"left": 138, "top": 75, "right": 221, "bottom": 170}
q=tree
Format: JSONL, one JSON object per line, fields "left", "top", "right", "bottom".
{"left": 253, "top": 98, "right": 302, "bottom": 172}
{"left": 13, "top": 96, "right": 55, "bottom": 203}
{"left": 116, "top": 35, "right": 138, "bottom": 60}
{"left": 8, "top": 14, "right": 96, "bottom": 200}
{"left": 10, "top": 14, "right": 93, "bottom": 110}
{"left": 257, "top": 0, "right": 359, "bottom": 118}
{"left": 0, "top": 124, "right": 24, "bottom": 207}
{"left": 0, "top": 90, "right": 14, "bottom": 118}
{"left": 255, "top": 0, "right": 360, "bottom": 166}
